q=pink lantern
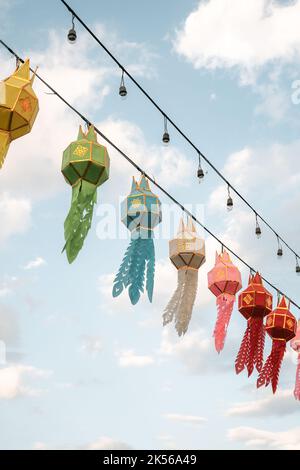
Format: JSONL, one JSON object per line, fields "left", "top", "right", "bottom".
{"left": 291, "top": 320, "right": 300, "bottom": 401}
{"left": 208, "top": 250, "right": 242, "bottom": 353}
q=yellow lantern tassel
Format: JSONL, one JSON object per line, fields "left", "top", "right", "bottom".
{"left": 0, "top": 130, "right": 10, "bottom": 168}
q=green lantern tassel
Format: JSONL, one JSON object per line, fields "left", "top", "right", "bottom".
{"left": 63, "top": 180, "right": 97, "bottom": 263}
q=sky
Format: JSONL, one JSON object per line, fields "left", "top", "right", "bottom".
{"left": 1, "top": 0, "right": 300, "bottom": 450}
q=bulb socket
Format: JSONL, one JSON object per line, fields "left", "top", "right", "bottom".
{"left": 277, "top": 248, "right": 283, "bottom": 257}
{"left": 119, "top": 85, "right": 127, "bottom": 98}
{"left": 162, "top": 132, "right": 170, "bottom": 144}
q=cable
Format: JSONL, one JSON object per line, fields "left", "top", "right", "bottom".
{"left": 59, "top": 0, "right": 300, "bottom": 264}
{"left": 0, "top": 38, "right": 299, "bottom": 311}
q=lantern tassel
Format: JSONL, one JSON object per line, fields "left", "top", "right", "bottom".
{"left": 0, "top": 131, "right": 10, "bottom": 169}
{"left": 63, "top": 180, "right": 97, "bottom": 263}
{"left": 163, "top": 268, "right": 198, "bottom": 337}
{"left": 257, "top": 339, "right": 286, "bottom": 394}
{"left": 235, "top": 318, "right": 265, "bottom": 376}
{"left": 214, "top": 293, "right": 235, "bottom": 353}
{"left": 294, "top": 354, "right": 300, "bottom": 401}
{"left": 112, "top": 237, "right": 155, "bottom": 305}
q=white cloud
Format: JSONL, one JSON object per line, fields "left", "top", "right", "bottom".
{"left": 116, "top": 349, "right": 154, "bottom": 367}
{"left": 0, "top": 365, "right": 51, "bottom": 399}
{"left": 164, "top": 413, "right": 207, "bottom": 425}
{"left": 228, "top": 426, "right": 300, "bottom": 450}
{"left": 0, "top": 193, "right": 31, "bottom": 245}
{"left": 174, "top": 0, "right": 300, "bottom": 81}
{"left": 85, "top": 436, "right": 132, "bottom": 450}
{"left": 80, "top": 335, "right": 103, "bottom": 355}
{"left": 23, "top": 257, "right": 46, "bottom": 270}
{"left": 226, "top": 389, "right": 299, "bottom": 417}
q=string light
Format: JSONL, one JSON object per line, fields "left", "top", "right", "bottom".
{"left": 58, "top": 0, "right": 300, "bottom": 269}
{"left": 277, "top": 235, "right": 283, "bottom": 258}
{"left": 162, "top": 116, "right": 170, "bottom": 145}
{"left": 2, "top": 40, "right": 299, "bottom": 310}
{"left": 255, "top": 213, "right": 262, "bottom": 238}
{"left": 227, "top": 185, "right": 233, "bottom": 211}
{"left": 197, "top": 152, "right": 204, "bottom": 182}
{"left": 119, "top": 69, "right": 127, "bottom": 99}
{"left": 296, "top": 256, "right": 300, "bottom": 275}
{"left": 67, "top": 14, "right": 77, "bottom": 43}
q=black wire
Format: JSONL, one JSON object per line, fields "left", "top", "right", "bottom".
{"left": 59, "top": 0, "right": 300, "bottom": 264}
{"left": 1, "top": 38, "right": 299, "bottom": 311}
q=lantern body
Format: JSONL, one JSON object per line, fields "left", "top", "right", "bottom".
{"left": 163, "top": 218, "right": 206, "bottom": 336}
{"left": 121, "top": 176, "right": 162, "bottom": 239}
{"left": 265, "top": 303, "right": 297, "bottom": 342}
{"left": 239, "top": 273, "right": 273, "bottom": 320}
{"left": 62, "top": 126, "right": 109, "bottom": 188}
{"left": 207, "top": 250, "right": 242, "bottom": 352}
{"left": 235, "top": 273, "right": 273, "bottom": 377}
{"left": 291, "top": 321, "right": 300, "bottom": 401}
{"left": 257, "top": 297, "right": 297, "bottom": 393}
{"left": 61, "top": 126, "right": 110, "bottom": 263}
{"left": 113, "top": 176, "right": 162, "bottom": 305}
{"left": 169, "top": 218, "right": 205, "bottom": 270}
{"left": 0, "top": 59, "right": 39, "bottom": 168}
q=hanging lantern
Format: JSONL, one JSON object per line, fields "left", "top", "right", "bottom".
{"left": 207, "top": 250, "right": 242, "bottom": 353}
{"left": 61, "top": 125, "right": 110, "bottom": 263}
{"left": 291, "top": 320, "right": 300, "bottom": 400}
{"left": 235, "top": 273, "right": 273, "bottom": 377}
{"left": 0, "top": 59, "right": 39, "bottom": 169}
{"left": 257, "top": 296, "right": 297, "bottom": 394}
{"left": 112, "top": 175, "right": 162, "bottom": 305}
{"left": 163, "top": 217, "right": 205, "bottom": 336}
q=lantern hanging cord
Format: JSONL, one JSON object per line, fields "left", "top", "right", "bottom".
{"left": 1, "top": 39, "right": 299, "bottom": 311}
{"left": 59, "top": 0, "right": 300, "bottom": 264}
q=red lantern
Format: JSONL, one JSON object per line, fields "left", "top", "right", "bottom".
{"left": 235, "top": 272, "right": 272, "bottom": 377}
{"left": 207, "top": 250, "right": 242, "bottom": 353}
{"left": 257, "top": 296, "right": 297, "bottom": 394}
{"left": 291, "top": 321, "right": 300, "bottom": 401}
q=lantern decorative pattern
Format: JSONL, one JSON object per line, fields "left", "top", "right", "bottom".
{"left": 257, "top": 296, "right": 297, "bottom": 394}
{"left": 61, "top": 125, "right": 110, "bottom": 263}
{"left": 0, "top": 59, "right": 39, "bottom": 168}
{"left": 163, "top": 217, "right": 205, "bottom": 336}
{"left": 235, "top": 273, "right": 273, "bottom": 377}
{"left": 208, "top": 250, "right": 242, "bottom": 353}
{"left": 112, "top": 175, "right": 162, "bottom": 305}
{"left": 291, "top": 320, "right": 300, "bottom": 400}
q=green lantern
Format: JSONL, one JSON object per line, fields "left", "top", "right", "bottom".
{"left": 61, "top": 125, "right": 110, "bottom": 263}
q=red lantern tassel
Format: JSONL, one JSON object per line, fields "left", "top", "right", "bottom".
{"left": 214, "top": 293, "right": 235, "bottom": 353}
{"left": 294, "top": 354, "right": 300, "bottom": 401}
{"left": 235, "top": 318, "right": 265, "bottom": 376}
{"left": 257, "top": 339, "right": 286, "bottom": 394}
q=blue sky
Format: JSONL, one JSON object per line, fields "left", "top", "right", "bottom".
{"left": 1, "top": 0, "right": 300, "bottom": 450}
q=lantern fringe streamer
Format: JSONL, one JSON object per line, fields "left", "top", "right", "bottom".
{"left": 163, "top": 268, "right": 198, "bottom": 337}
{"left": 257, "top": 339, "right": 286, "bottom": 394}
{"left": 235, "top": 318, "right": 265, "bottom": 376}
{"left": 213, "top": 293, "right": 235, "bottom": 353}
{"left": 112, "top": 237, "right": 155, "bottom": 305}
{"left": 294, "top": 355, "right": 300, "bottom": 401}
{"left": 63, "top": 180, "right": 97, "bottom": 264}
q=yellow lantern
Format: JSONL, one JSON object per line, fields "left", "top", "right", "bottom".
{"left": 0, "top": 59, "right": 39, "bottom": 168}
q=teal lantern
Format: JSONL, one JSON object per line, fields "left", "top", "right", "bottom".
{"left": 113, "top": 175, "right": 162, "bottom": 305}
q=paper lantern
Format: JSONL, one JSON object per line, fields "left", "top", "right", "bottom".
{"left": 62, "top": 125, "right": 110, "bottom": 263}
{"left": 112, "top": 175, "right": 162, "bottom": 305}
{"left": 163, "top": 217, "right": 205, "bottom": 336}
{"left": 257, "top": 296, "right": 297, "bottom": 393}
{"left": 235, "top": 273, "right": 273, "bottom": 377}
{"left": 291, "top": 321, "right": 300, "bottom": 400}
{"left": 208, "top": 250, "right": 242, "bottom": 353}
{"left": 0, "top": 59, "right": 39, "bottom": 168}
